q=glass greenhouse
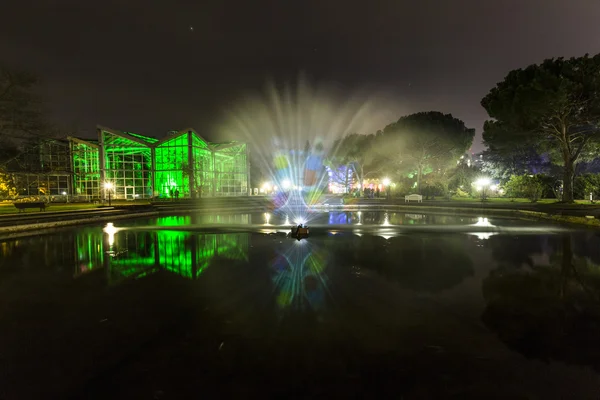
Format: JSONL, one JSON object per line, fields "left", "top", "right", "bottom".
{"left": 5, "top": 139, "right": 72, "bottom": 197}
{"left": 74, "top": 126, "right": 250, "bottom": 200}
{"left": 3, "top": 126, "right": 249, "bottom": 200}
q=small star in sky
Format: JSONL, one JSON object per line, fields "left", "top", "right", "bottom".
{"left": 189, "top": 26, "right": 194, "bottom": 32}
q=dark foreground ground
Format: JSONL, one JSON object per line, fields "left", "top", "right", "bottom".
{"left": 1, "top": 270, "right": 599, "bottom": 398}
{"left": 2, "top": 227, "right": 600, "bottom": 399}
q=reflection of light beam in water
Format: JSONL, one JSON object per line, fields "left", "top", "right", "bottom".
{"left": 469, "top": 217, "right": 496, "bottom": 240}
{"left": 103, "top": 222, "right": 118, "bottom": 247}
{"left": 382, "top": 213, "right": 391, "bottom": 226}
{"left": 272, "top": 239, "right": 332, "bottom": 313}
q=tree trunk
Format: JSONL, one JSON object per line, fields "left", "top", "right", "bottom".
{"left": 359, "top": 164, "right": 364, "bottom": 190}
{"left": 344, "top": 164, "right": 350, "bottom": 194}
{"left": 562, "top": 159, "right": 575, "bottom": 203}
{"left": 417, "top": 165, "right": 423, "bottom": 194}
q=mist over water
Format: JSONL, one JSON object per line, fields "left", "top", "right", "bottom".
{"left": 215, "top": 78, "right": 404, "bottom": 220}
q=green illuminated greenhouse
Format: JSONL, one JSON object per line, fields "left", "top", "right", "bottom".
{"left": 69, "top": 126, "right": 249, "bottom": 200}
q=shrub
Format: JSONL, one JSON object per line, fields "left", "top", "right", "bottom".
{"left": 504, "top": 175, "right": 544, "bottom": 202}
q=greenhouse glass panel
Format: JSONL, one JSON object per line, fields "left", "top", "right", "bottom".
{"left": 213, "top": 143, "right": 248, "bottom": 196}
{"left": 102, "top": 131, "right": 152, "bottom": 199}
{"left": 72, "top": 141, "right": 100, "bottom": 199}
{"left": 191, "top": 132, "right": 213, "bottom": 197}
{"left": 155, "top": 133, "right": 189, "bottom": 199}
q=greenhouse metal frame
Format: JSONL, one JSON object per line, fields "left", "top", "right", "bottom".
{"left": 69, "top": 126, "right": 249, "bottom": 200}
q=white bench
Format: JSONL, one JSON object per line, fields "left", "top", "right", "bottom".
{"left": 404, "top": 194, "right": 423, "bottom": 203}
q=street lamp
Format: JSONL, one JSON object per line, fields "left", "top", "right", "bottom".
{"left": 104, "top": 181, "right": 114, "bottom": 206}
{"left": 382, "top": 177, "right": 391, "bottom": 199}
{"left": 473, "top": 177, "right": 491, "bottom": 200}
{"left": 261, "top": 182, "right": 272, "bottom": 194}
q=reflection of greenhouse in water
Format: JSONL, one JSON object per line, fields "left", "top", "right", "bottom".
{"left": 74, "top": 228, "right": 249, "bottom": 283}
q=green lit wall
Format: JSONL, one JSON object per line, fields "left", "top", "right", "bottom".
{"left": 155, "top": 133, "right": 190, "bottom": 197}
{"left": 65, "top": 127, "right": 249, "bottom": 199}
{"left": 191, "top": 134, "right": 214, "bottom": 197}
{"left": 71, "top": 140, "right": 100, "bottom": 198}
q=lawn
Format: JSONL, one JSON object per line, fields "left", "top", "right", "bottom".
{"left": 449, "top": 197, "right": 599, "bottom": 206}
{"left": 0, "top": 200, "right": 151, "bottom": 215}
{"left": 0, "top": 203, "right": 100, "bottom": 214}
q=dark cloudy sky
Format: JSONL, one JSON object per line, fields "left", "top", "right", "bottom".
{"left": 1, "top": 0, "right": 600, "bottom": 151}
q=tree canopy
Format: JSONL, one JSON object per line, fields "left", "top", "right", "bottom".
{"left": 327, "top": 132, "right": 383, "bottom": 192}
{"left": 481, "top": 54, "right": 600, "bottom": 202}
{"left": 381, "top": 111, "right": 475, "bottom": 194}
{"left": 0, "top": 65, "right": 46, "bottom": 143}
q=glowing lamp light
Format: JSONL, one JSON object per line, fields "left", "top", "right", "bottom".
{"left": 474, "top": 177, "right": 491, "bottom": 188}
{"left": 61, "top": 191, "right": 67, "bottom": 195}
{"left": 262, "top": 182, "right": 272, "bottom": 192}
{"left": 282, "top": 179, "right": 292, "bottom": 190}
{"left": 382, "top": 178, "right": 391, "bottom": 186}
{"left": 104, "top": 181, "right": 114, "bottom": 206}
{"left": 264, "top": 212, "right": 271, "bottom": 225}
{"left": 294, "top": 217, "right": 306, "bottom": 226}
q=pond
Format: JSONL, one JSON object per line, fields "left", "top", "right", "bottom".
{"left": 1, "top": 211, "right": 600, "bottom": 398}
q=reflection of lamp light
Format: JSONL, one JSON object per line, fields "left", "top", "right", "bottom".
{"left": 469, "top": 217, "right": 496, "bottom": 240}
{"left": 103, "top": 222, "right": 117, "bottom": 246}
{"left": 264, "top": 212, "right": 271, "bottom": 225}
{"left": 382, "top": 213, "right": 390, "bottom": 226}
{"left": 473, "top": 217, "right": 492, "bottom": 227}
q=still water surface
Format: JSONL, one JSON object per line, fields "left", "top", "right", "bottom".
{"left": 2, "top": 211, "right": 600, "bottom": 398}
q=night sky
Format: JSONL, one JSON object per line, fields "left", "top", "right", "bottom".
{"left": 2, "top": 0, "right": 600, "bottom": 151}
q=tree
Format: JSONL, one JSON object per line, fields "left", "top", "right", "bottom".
{"left": 328, "top": 133, "right": 381, "bottom": 189}
{"left": 0, "top": 172, "right": 17, "bottom": 198}
{"left": 574, "top": 173, "right": 600, "bottom": 200}
{"left": 481, "top": 54, "right": 600, "bottom": 202}
{"left": 480, "top": 127, "right": 548, "bottom": 182}
{"left": 0, "top": 65, "right": 46, "bottom": 141}
{"left": 448, "top": 163, "right": 480, "bottom": 196}
{"left": 381, "top": 112, "right": 475, "bottom": 194}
